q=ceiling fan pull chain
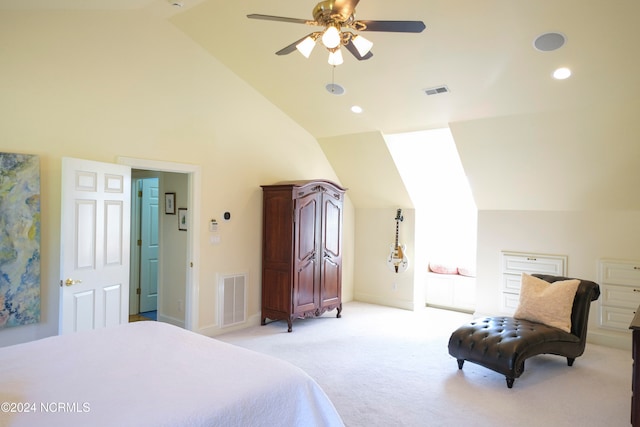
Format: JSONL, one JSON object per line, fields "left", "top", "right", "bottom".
{"left": 331, "top": 64, "right": 335, "bottom": 88}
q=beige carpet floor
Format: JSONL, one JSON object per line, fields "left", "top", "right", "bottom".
{"left": 217, "top": 301, "right": 631, "bottom": 427}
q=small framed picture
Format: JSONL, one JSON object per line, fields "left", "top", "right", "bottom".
{"left": 165, "top": 193, "right": 176, "bottom": 215}
{"left": 178, "top": 208, "right": 187, "bottom": 231}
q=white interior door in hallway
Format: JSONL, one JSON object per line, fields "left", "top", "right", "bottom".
{"left": 138, "top": 178, "right": 159, "bottom": 313}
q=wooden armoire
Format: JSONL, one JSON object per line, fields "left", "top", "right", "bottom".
{"left": 261, "top": 180, "right": 346, "bottom": 332}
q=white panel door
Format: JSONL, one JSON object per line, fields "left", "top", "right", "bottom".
{"left": 59, "top": 157, "right": 131, "bottom": 334}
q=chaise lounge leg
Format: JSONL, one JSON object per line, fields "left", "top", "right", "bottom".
{"left": 506, "top": 377, "right": 515, "bottom": 388}
{"left": 567, "top": 357, "right": 575, "bottom": 366}
{"left": 457, "top": 359, "right": 464, "bottom": 369}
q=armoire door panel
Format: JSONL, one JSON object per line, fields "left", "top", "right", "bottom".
{"left": 321, "top": 257, "right": 340, "bottom": 307}
{"left": 296, "top": 194, "right": 318, "bottom": 262}
{"left": 322, "top": 197, "right": 342, "bottom": 257}
{"left": 295, "top": 258, "right": 317, "bottom": 312}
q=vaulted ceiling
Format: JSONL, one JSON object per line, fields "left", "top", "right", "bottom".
{"left": 168, "top": 0, "right": 639, "bottom": 138}
{"left": 3, "top": 0, "right": 640, "bottom": 211}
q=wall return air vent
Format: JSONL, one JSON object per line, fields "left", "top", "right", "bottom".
{"left": 424, "top": 85, "right": 450, "bottom": 96}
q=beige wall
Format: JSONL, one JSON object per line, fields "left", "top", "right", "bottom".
{"left": 450, "top": 83, "right": 640, "bottom": 351}
{"left": 319, "top": 133, "right": 423, "bottom": 310}
{"left": 354, "top": 208, "right": 417, "bottom": 310}
{"left": 476, "top": 210, "right": 640, "bottom": 349}
{"left": 0, "top": 8, "right": 353, "bottom": 346}
{"left": 5, "top": 5, "right": 638, "bottom": 353}
{"left": 159, "top": 172, "right": 188, "bottom": 325}
{"left": 451, "top": 106, "right": 640, "bottom": 212}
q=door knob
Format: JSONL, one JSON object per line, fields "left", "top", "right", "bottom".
{"left": 64, "top": 278, "right": 82, "bottom": 287}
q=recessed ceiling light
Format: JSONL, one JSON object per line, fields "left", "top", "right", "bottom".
{"left": 553, "top": 67, "right": 571, "bottom": 80}
{"left": 351, "top": 105, "right": 363, "bottom": 114}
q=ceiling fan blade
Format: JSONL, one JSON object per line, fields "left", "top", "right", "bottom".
{"left": 344, "top": 40, "right": 373, "bottom": 60}
{"left": 357, "top": 20, "right": 426, "bottom": 33}
{"left": 247, "top": 14, "right": 314, "bottom": 25}
{"left": 333, "top": 0, "right": 360, "bottom": 20}
{"left": 275, "top": 34, "right": 315, "bottom": 56}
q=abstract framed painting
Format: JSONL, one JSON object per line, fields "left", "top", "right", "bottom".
{"left": 0, "top": 152, "right": 41, "bottom": 328}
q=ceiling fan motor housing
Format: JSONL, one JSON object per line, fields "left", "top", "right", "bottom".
{"left": 313, "top": 0, "right": 355, "bottom": 25}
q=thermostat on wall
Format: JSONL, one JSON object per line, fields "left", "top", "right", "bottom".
{"left": 223, "top": 211, "right": 231, "bottom": 221}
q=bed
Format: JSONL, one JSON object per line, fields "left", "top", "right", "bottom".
{"left": 0, "top": 321, "right": 344, "bottom": 427}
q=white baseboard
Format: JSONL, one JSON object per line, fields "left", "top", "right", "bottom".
{"left": 587, "top": 330, "right": 632, "bottom": 351}
{"left": 354, "top": 293, "right": 414, "bottom": 311}
{"left": 198, "top": 313, "right": 263, "bottom": 337}
{"left": 158, "top": 313, "right": 185, "bottom": 329}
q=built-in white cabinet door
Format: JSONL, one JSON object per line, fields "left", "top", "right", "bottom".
{"left": 500, "top": 251, "right": 568, "bottom": 314}
{"left": 598, "top": 259, "right": 640, "bottom": 331}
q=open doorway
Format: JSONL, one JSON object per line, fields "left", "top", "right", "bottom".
{"left": 118, "top": 156, "right": 201, "bottom": 332}
{"left": 129, "top": 170, "right": 189, "bottom": 326}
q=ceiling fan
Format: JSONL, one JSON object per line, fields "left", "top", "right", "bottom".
{"left": 247, "top": 0, "right": 426, "bottom": 66}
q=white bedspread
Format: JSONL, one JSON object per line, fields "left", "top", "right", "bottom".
{"left": 0, "top": 321, "right": 344, "bottom": 427}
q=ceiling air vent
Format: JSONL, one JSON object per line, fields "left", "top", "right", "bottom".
{"left": 424, "top": 85, "right": 450, "bottom": 96}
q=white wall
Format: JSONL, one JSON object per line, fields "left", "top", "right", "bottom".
{"left": 476, "top": 210, "right": 640, "bottom": 349}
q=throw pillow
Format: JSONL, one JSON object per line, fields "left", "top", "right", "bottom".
{"left": 428, "top": 261, "right": 458, "bottom": 275}
{"left": 513, "top": 273, "right": 580, "bottom": 333}
{"left": 457, "top": 266, "right": 476, "bottom": 277}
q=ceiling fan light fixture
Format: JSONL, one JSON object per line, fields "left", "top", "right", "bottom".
{"left": 351, "top": 34, "right": 373, "bottom": 57}
{"left": 296, "top": 36, "right": 317, "bottom": 58}
{"left": 327, "top": 48, "right": 344, "bottom": 66}
{"left": 322, "top": 25, "right": 341, "bottom": 49}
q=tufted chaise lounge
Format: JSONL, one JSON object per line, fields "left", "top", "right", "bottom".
{"left": 447, "top": 274, "right": 600, "bottom": 388}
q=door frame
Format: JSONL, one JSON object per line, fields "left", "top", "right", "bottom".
{"left": 118, "top": 156, "right": 201, "bottom": 332}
